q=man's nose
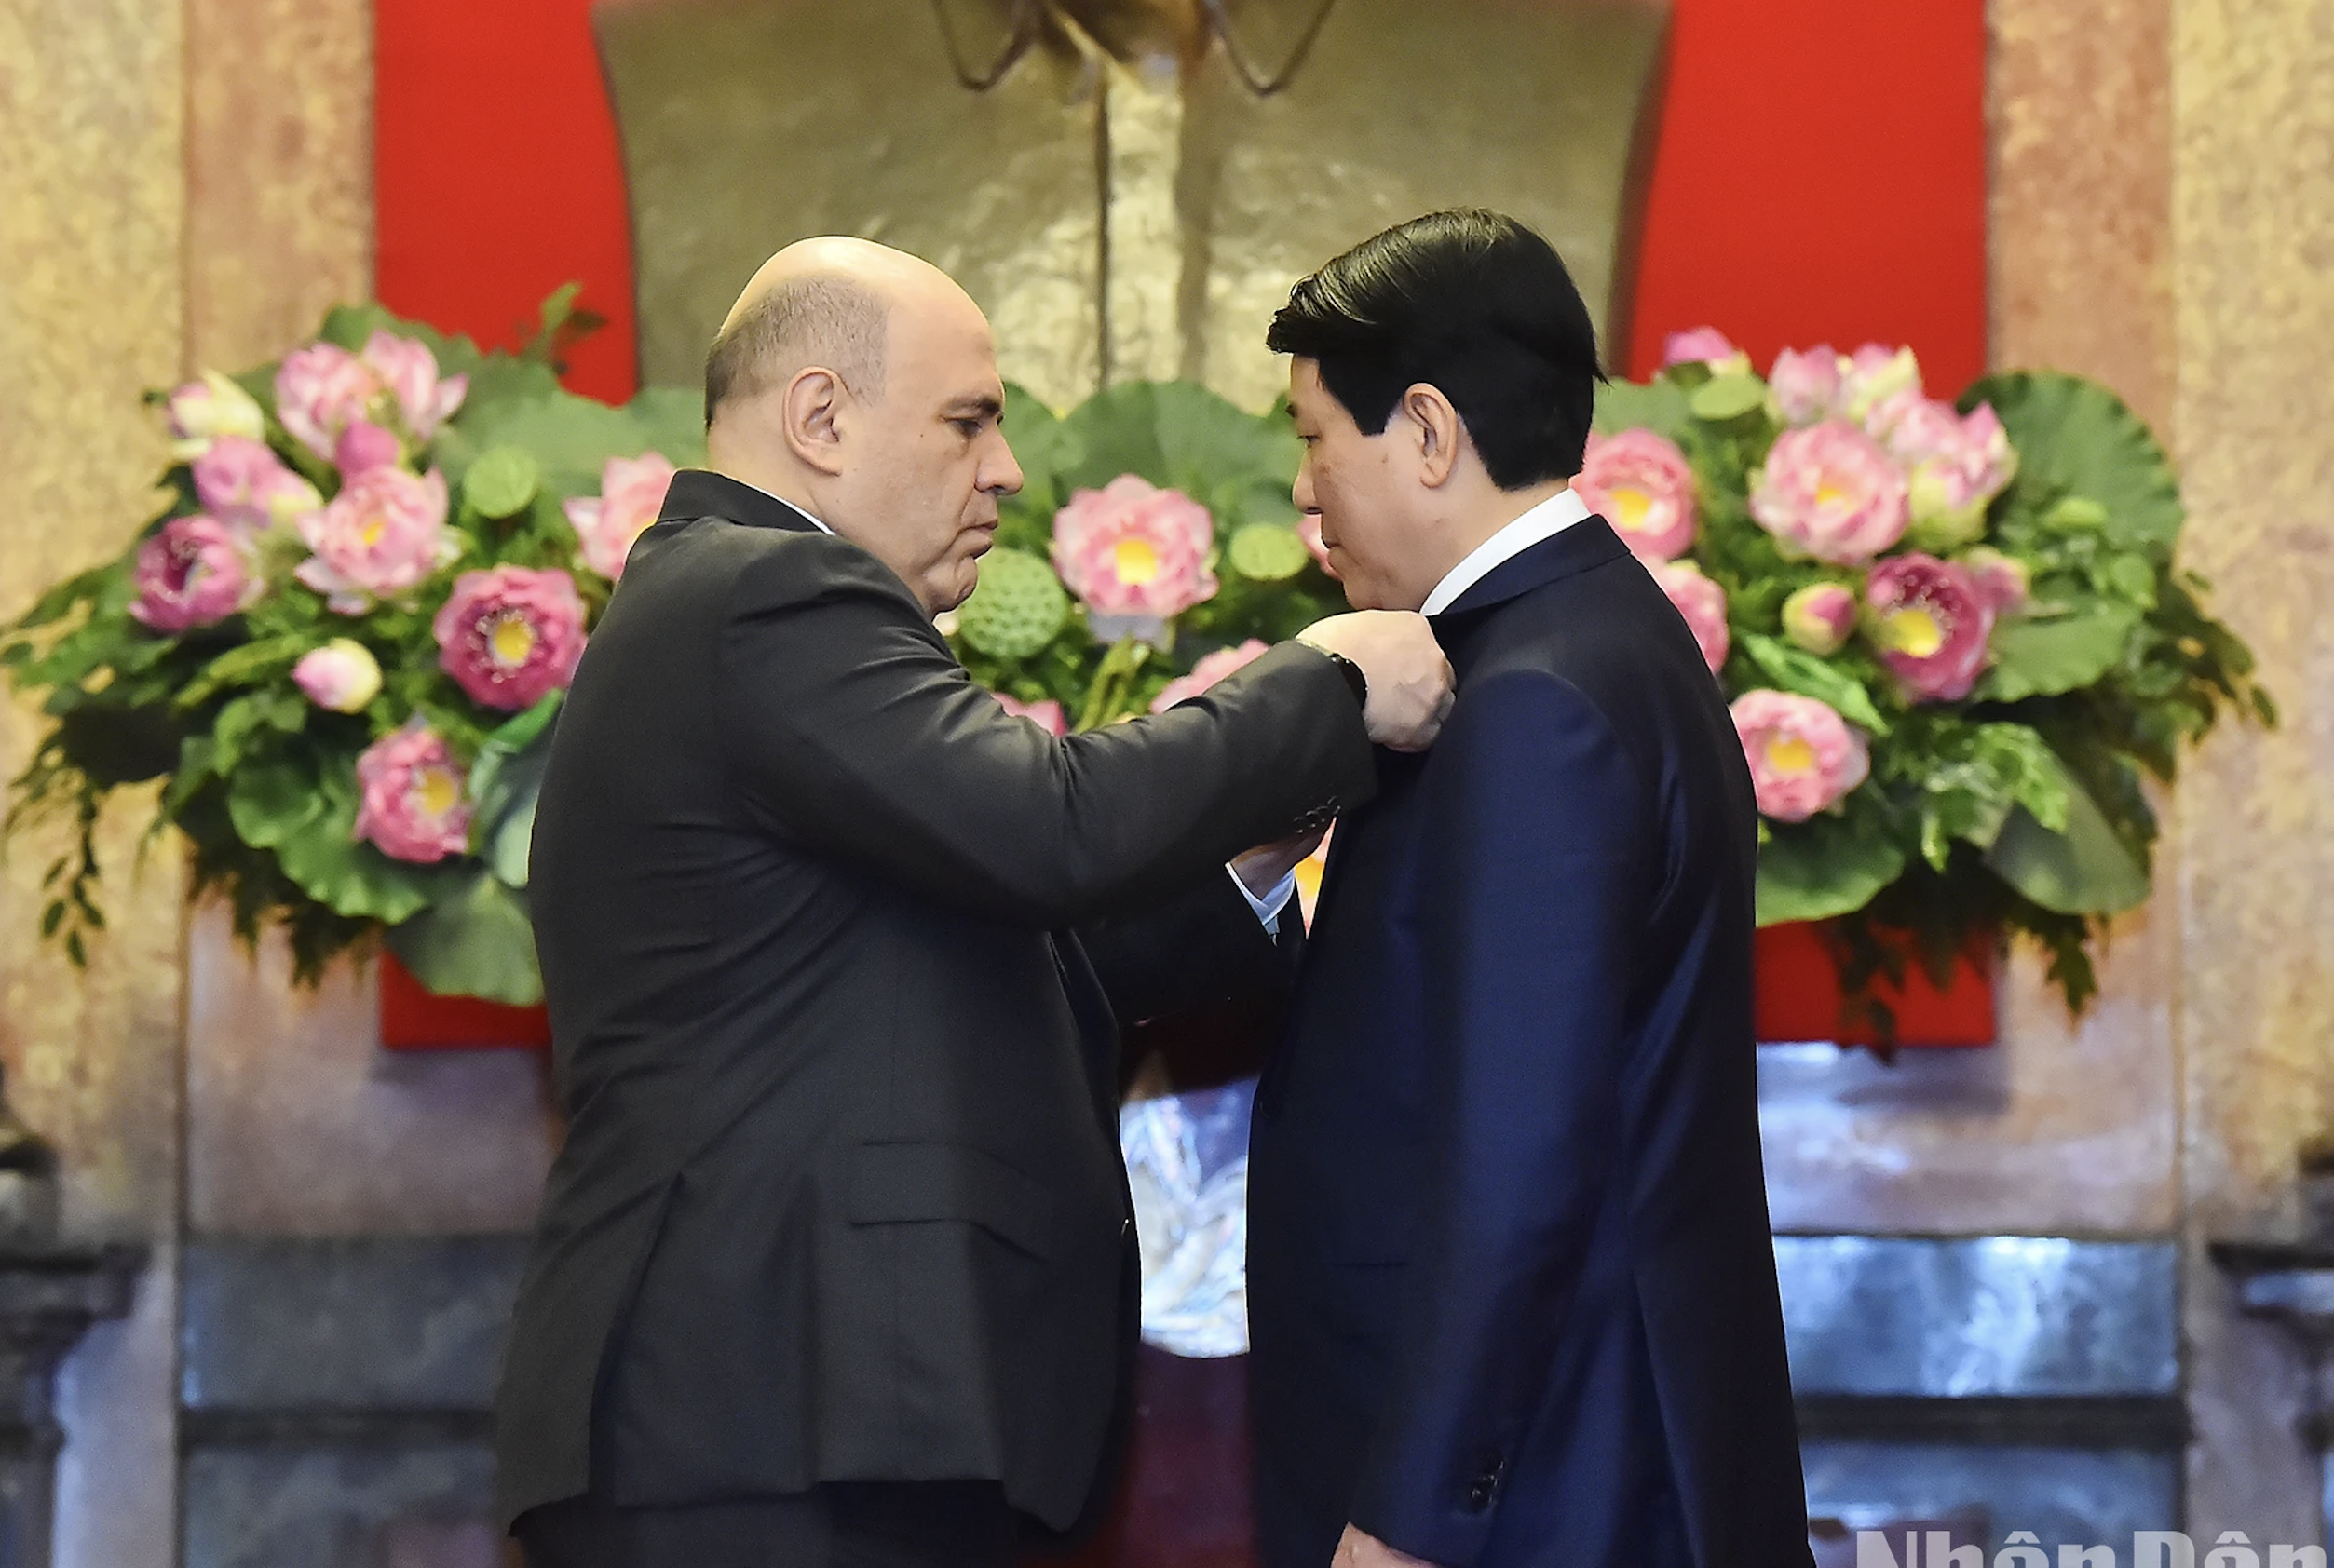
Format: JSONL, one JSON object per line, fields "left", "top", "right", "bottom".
{"left": 986, "top": 437, "right": 1025, "bottom": 497}
{"left": 1292, "top": 462, "right": 1317, "bottom": 515}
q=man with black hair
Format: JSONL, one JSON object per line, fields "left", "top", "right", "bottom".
{"left": 1246, "top": 211, "right": 1813, "bottom": 1568}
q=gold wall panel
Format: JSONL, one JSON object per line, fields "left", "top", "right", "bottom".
{"left": 184, "top": 0, "right": 374, "bottom": 370}
{"left": 1173, "top": 0, "right": 1667, "bottom": 411}
{"left": 598, "top": 0, "right": 1666, "bottom": 412}
{"left": 596, "top": 0, "right": 1107, "bottom": 408}
{"left": 1990, "top": 0, "right": 2175, "bottom": 435}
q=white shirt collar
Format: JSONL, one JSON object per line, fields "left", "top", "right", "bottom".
{"left": 737, "top": 474, "right": 833, "bottom": 534}
{"left": 1418, "top": 488, "right": 1592, "bottom": 616}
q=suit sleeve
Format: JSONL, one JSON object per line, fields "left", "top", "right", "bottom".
{"left": 716, "top": 538, "right": 1376, "bottom": 928}
{"left": 1345, "top": 669, "right": 1652, "bottom": 1567}
{"left": 1075, "top": 869, "right": 1291, "bottom": 1026}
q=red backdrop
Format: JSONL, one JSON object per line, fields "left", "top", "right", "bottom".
{"left": 374, "top": 0, "right": 1988, "bottom": 403}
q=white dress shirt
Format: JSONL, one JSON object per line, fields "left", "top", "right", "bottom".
{"left": 738, "top": 478, "right": 1296, "bottom": 932}
{"left": 1419, "top": 487, "right": 1593, "bottom": 616}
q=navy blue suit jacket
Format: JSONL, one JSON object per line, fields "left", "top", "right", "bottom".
{"left": 1246, "top": 518, "right": 1812, "bottom": 1568}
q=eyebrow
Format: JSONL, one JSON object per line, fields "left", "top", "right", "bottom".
{"left": 943, "top": 395, "right": 1004, "bottom": 419}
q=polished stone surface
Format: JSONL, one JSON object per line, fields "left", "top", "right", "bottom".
{"left": 1775, "top": 1237, "right": 2178, "bottom": 1399}
{"left": 1803, "top": 1441, "right": 2181, "bottom": 1558}
{"left": 184, "top": 909, "right": 559, "bottom": 1237}
{"left": 0, "top": 2, "right": 192, "bottom": 1564}
{"left": 180, "top": 1237, "right": 525, "bottom": 1414}
{"left": 2170, "top": 0, "right": 2334, "bottom": 1543}
{"left": 1757, "top": 1017, "right": 2178, "bottom": 1235}
{"left": 183, "top": 1445, "right": 496, "bottom": 1568}
{"left": 178, "top": 1237, "right": 514, "bottom": 1568}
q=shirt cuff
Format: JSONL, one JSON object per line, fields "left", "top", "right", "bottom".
{"left": 1228, "top": 862, "right": 1299, "bottom": 937}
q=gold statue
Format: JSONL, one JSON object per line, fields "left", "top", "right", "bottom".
{"left": 596, "top": 0, "right": 1668, "bottom": 410}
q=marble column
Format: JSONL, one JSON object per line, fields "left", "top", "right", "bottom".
{"left": 0, "top": 0, "right": 190, "bottom": 1562}
{"left": 2170, "top": 0, "right": 2334, "bottom": 1543}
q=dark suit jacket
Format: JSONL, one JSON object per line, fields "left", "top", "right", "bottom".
{"left": 1247, "top": 518, "right": 1812, "bottom": 1568}
{"left": 495, "top": 471, "right": 1377, "bottom": 1532}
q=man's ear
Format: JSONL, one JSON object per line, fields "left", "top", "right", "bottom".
{"left": 1402, "top": 384, "right": 1462, "bottom": 488}
{"left": 780, "top": 367, "right": 851, "bottom": 477}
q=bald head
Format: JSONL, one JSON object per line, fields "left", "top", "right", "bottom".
{"left": 703, "top": 238, "right": 977, "bottom": 428}
{"left": 699, "top": 237, "right": 1023, "bottom": 617}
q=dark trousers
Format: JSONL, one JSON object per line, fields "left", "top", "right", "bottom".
{"left": 514, "top": 1482, "right": 1020, "bottom": 1568}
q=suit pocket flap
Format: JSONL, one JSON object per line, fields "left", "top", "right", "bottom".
{"left": 847, "top": 1142, "right": 1055, "bottom": 1260}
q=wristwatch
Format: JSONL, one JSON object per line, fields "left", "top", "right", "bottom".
{"left": 1318, "top": 648, "right": 1368, "bottom": 710}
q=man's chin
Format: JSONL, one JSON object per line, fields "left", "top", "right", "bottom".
{"left": 936, "top": 562, "right": 983, "bottom": 615}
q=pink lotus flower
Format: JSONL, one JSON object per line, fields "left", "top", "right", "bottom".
{"left": 1749, "top": 421, "right": 1910, "bottom": 565}
{"left": 1889, "top": 401, "right": 2017, "bottom": 548}
{"left": 431, "top": 566, "right": 588, "bottom": 711}
{"left": 564, "top": 453, "right": 678, "bottom": 581}
{"left": 1577, "top": 429, "right": 1697, "bottom": 560}
{"left": 1769, "top": 346, "right": 1843, "bottom": 426}
{"left": 1151, "top": 639, "right": 1271, "bottom": 713}
{"left": 274, "top": 333, "right": 467, "bottom": 461}
{"left": 1839, "top": 344, "right": 1922, "bottom": 426}
{"left": 1052, "top": 475, "right": 1217, "bottom": 622}
{"left": 1960, "top": 547, "right": 2031, "bottom": 615}
{"left": 358, "top": 331, "right": 468, "bottom": 441}
{"left": 275, "top": 343, "right": 385, "bottom": 462}
{"left": 292, "top": 639, "right": 384, "bottom": 713}
{"left": 165, "top": 372, "right": 266, "bottom": 459}
{"left": 333, "top": 420, "right": 404, "bottom": 479}
{"left": 1781, "top": 581, "right": 1859, "bottom": 656}
{"left": 991, "top": 693, "right": 1067, "bottom": 737}
{"left": 191, "top": 436, "right": 320, "bottom": 536}
{"left": 129, "top": 516, "right": 259, "bottom": 632}
{"left": 1648, "top": 560, "right": 1730, "bottom": 674}
{"left": 1662, "top": 327, "right": 1751, "bottom": 377}
{"left": 295, "top": 466, "right": 455, "bottom": 613}
{"left": 353, "top": 723, "right": 471, "bottom": 864}
{"left": 1865, "top": 553, "right": 1994, "bottom": 702}
{"left": 1730, "top": 690, "right": 1871, "bottom": 822}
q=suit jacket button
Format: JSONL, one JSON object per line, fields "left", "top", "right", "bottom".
{"left": 1467, "top": 1474, "right": 1499, "bottom": 1511}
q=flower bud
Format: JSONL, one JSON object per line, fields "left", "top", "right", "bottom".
{"left": 1781, "top": 582, "right": 1858, "bottom": 656}
{"left": 292, "top": 639, "right": 384, "bottom": 714}
{"left": 166, "top": 372, "right": 266, "bottom": 459}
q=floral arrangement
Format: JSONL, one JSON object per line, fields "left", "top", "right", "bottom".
{"left": 2, "top": 300, "right": 701, "bottom": 1002}
{"left": 0, "top": 295, "right": 2269, "bottom": 1025}
{"left": 1596, "top": 328, "right": 2270, "bottom": 1013}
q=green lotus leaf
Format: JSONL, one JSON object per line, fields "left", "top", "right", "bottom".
{"left": 1756, "top": 807, "right": 1906, "bottom": 926}
{"left": 463, "top": 446, "right": 542, "bottom": 519}
{"left": 1689, "top": 373, "right": 1770, "bottom": 424}
{"left": 1962, "top": 371, "right": 2183, "bottom": 558}
{"left": 386, "top": 869, "right": 542, "bottom": 1005}
{"left": 1986, "top": 766, "right": 2150, "bottom": 915}
{"left": 1593, "top": 377, "right": 1694, "bottom": 442}
{"left": 1979, "top": 603, "right": 2140, "bottom": 701}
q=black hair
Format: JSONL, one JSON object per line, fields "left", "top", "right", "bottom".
{"left": 1265, "top": 210, "right": 1606, "bottom": 489}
